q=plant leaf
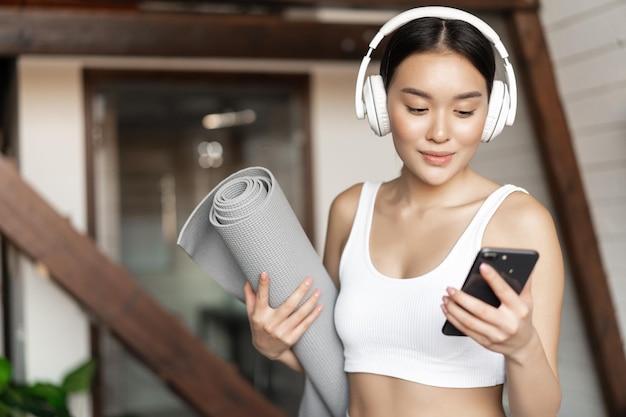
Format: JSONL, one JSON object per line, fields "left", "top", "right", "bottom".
{"left": 61, "top": 359, "right": 96, "bottom": 393}
{"left": 0, "top": 358, "right": 11, "bottom": 392}
{"left": 29, "top": 383, "right": 67, "bottom": 411}
{"left": 1, "top": 384, "right": 60, "bottom": 417}
{"left": 0, "top": 401, "right": 13, "bottom": 416}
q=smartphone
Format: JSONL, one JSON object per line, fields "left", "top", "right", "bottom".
{"left": 442, "top": 247, "right": 539, "bottom": 336}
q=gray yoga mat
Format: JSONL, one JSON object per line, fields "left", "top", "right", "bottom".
{"left": 177, "top": 166, "right": 348, "bottom": 417}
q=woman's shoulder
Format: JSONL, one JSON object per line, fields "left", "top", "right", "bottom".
{"left": 487, "top": 186, "right": 557, "bottom": 246}
{"left": 329, "top": 182, "right": 364, "bottom": 223}
{"left": 501, "top": 186, "right": 552, "bottom": 224}
{"left": 323, "top": 182, "right": 367, "bottom": 282}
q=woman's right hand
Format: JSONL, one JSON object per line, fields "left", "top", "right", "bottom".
{"left": 243, "top": 272, "right": 323, "bottom": 372}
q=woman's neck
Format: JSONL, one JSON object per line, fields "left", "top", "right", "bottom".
{"left": 389, "top": 165, "right": 484, "bottom": 210}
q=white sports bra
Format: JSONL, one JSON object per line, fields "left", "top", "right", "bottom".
{"left": 334, "top": 181, "right": 527, "bottom": 388}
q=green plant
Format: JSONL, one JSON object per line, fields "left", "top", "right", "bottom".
{"left": 0, "top": 357, "right": 96, "bottom": 417}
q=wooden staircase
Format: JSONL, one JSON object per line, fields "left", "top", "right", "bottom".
{"left": 0, "top": 154, "right": 286, "bottom": 417}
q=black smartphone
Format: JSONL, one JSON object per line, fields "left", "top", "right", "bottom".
{"left": 442, "top": 247, "right": 539, "bottom": 336}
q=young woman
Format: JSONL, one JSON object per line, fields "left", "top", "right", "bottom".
{"left": 244, "top": 8, "right": 563, "bottom": 417}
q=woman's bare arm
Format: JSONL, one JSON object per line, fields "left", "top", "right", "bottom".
{"left": 443, "top": 192, "right": 563, "bottom": 416}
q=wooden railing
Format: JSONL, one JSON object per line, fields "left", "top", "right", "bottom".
{"left": 0, "top": 154, "right": 286, "bottom": 417}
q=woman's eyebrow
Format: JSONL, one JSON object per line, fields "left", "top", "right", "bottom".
{"left": 401, "top": 87, "right": 431, "bottom": 99}
{"left": 401, "top": 88, "right": 483, "bottom": 100}
{"left": 454, "top": 91, "right": 483, "bottom": 100}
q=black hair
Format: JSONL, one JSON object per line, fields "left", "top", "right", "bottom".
{"left": 379, "top": 17, "right": 496, "bottom": 96}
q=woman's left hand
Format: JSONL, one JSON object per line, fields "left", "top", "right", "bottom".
{"left": 441, "top": 262, "right": 535, "bottom": 358}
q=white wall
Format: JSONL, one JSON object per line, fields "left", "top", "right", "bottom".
{"left": 540, "top": 0, "right": 626, "bottom": 340}
{"left": 539, "top": 2, "right": 626, "bottom": 414}
{"left": 310, "top": 66, "right": 400, "bottom": 248}
{"left": 16, "top": 58, "right": 92, "bottom": 416}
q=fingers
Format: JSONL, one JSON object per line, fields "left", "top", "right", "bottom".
{"left": 479, "top": 263, "right": 518, "bottom": 305}
{"left": 247, "top": 272, "right": 322, "bottom": 324}
{"left": 441, "top": 264, "right": 509, "bottom": 337}
{"left": 480, "top": 263, "right": 532, "bottom": 319}
{"left": 446, "top": 263, "right": 522, "bottom": 312}
{"left": 284, "top": 287, "right": 322, "bottom": 329}
{"left": 245, "top": 273, "right": 323, "bottom": 359}
{"left": 277, "top": 276, "right": 315, "bottom": 316}
{"left": 442, "top": 263, "right": 533, "bottom": 349}
{"left": 256, "top": 271, "right": 270, "bottom": 307}
{"left": 445, "top": 284, "right": 496, "bottom": 319}
{"left": 243, "top": 281, "right": 256, "bottom": 316}
{"left": 443, "top": 287, "right": 497, "bottom": 338}
{"left": 272, "top": 292, "right": 324, "bottom": 347}
{"left": 290, "top": 301, "right": 324, "bottom": 340}
{"left": 253, "top": 272, "right": 317, "bottom": 311}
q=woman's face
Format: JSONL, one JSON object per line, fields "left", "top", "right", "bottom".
{"left": 386, "top": 51, "right": 489, "bottom": 186}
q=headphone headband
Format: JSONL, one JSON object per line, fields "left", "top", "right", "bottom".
{"left": 355, "top": 6, "right": 517, "bottom": 127}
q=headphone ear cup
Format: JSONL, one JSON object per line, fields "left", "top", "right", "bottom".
{"left": 363, "top": 75, "right": 391, "bottom": 136}
{"left": 481, "top": 80, "right": 509, "bottom": 142}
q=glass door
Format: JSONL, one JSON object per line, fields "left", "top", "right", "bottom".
{"left": 87, "top": 70, "right": 311, "bottom": 417}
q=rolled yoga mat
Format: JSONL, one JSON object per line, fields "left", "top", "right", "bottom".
{"left": 177, "top": 166, "right": 348, "bottom": 417}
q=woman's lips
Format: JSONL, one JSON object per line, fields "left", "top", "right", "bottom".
{"left": 420, "top": 151, "right": 454, "bottom": 166}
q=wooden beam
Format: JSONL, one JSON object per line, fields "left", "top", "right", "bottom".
{"left": 0, "top": 154, "right": 287, "bottom": 417}
{"left": 0, "top": 0, "right": 539, "bottom": 60}
{"left": 8, "top": 0, "right": 540, "bottom": 12}
{"left": 508, "top": 10, "right": 626, "bottom": 417}
{"left": 0, "top": 8, "right": 379, "bottom": 60}
{"left": 215, "top": 0, "right": 538, "bottom": 9}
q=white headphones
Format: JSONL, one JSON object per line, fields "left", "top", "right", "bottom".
{"left": 355, "top": 6, "right": 517, "bottom": 142}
